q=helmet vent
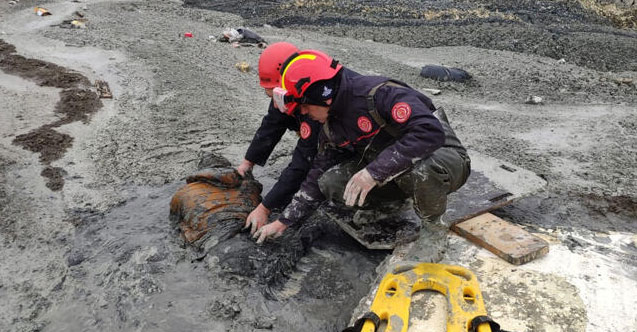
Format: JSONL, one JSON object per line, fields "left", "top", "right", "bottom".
{"left": 295, "top": 77, "right": 311, "bottom": 93}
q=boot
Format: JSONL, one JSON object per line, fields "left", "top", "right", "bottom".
{"left": 391, "top": 215, "right": 448, "bottom": 264}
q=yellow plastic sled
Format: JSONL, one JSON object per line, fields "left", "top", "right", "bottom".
{"left": 355, "top": 263, "right": 497, "bottom": 332}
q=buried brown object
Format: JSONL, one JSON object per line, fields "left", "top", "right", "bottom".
{"left": 169, "top": 169, "right": 261, "bottom": 244}
{"left": 452, "top": 212, "right": 549, "bottom": 265}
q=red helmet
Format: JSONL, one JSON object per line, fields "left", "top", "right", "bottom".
{"left": 279, "top": 50, "right": 342, "bottom": 114}
{"left": 258, "top": 42, "right": 299, "bottom": 89}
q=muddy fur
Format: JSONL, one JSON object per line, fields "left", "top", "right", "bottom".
{"left": 172, "top": 154, "right": 335, "bottom": 297}
{"left": 211, "top": 215, "right": 329, "bottom": 298}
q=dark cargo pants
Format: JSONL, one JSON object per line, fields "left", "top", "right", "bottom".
{"left": 318, "top": 109, "right": 470, "bottom": 225}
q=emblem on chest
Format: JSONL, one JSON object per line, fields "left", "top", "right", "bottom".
{"left": 357, "top": 116, "right": 373, "bottom": 133}
{"left": 391, "top": 102, "right": 411, "bottom": 123}
{"left": 300, "top": 122, "right": 311, "bottom": 139}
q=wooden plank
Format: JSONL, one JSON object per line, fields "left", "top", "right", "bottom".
{"left": 94, "top": 80, "right": 112, "bottom": 99}
{"left": 452, "top": 212, "right": 549, "bottom": 265}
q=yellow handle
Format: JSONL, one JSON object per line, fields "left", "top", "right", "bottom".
{"left": 361, "top": 320, "right": 375, "bottom": 332}
{"left": 478, "top": 322, "right": 493, "bottom": 332}
{"left": 359, "top": 263, "right": 493, "bottom": 332}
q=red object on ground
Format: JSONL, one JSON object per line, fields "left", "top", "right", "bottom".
{"left": 184, "top": 32, "right": 193, "bottom": 38}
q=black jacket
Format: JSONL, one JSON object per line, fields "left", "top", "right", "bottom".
{"left": 244, "top": 100, "right": 321, "bottom": 211}
{"left": 281, "top": 69, "right": 447, "bottom": 225}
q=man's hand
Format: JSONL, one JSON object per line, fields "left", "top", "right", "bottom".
{"left": 253, "top": 220, "right": 287, "bottom": 244}
{"left": 244, "top": 203, "right": 270, "bottom": 235}
{"left": 343, "top": 168, "right": 377, "bottom": 207}
{"left": 237, "top": 159, "right": 255, "bottom": 177}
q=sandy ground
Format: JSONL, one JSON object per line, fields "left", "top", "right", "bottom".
{"left": 0, "top": 0, "right": 636, "bottom": 331}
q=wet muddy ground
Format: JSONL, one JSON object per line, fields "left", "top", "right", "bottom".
{"left": 0, "top": 0, "right": 636, "bottom": 331}
{"left": 188, "top": 0, "right": 637, "bottom": 72}
{"left": 1, "top": 39, "right": 101, "bottom": 190}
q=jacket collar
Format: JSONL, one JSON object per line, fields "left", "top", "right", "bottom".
{"left": 327, "top": 69, "right": 349, "bottom": 120}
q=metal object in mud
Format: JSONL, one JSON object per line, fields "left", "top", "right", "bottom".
{"left": 34, "top": 7, "right": 51, "bottom": 16}
{"left": 235, "top": 61, "right": 250, "bottom": 72}
{"left": 94, "top": 80, "right": 112, "bottom": 99}
{"left": 352, "top": 262, "right": 494, "bottom": 332}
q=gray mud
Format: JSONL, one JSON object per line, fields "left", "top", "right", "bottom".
{"left": 1, "top": 0, "right": 636, "bottom": 331}
{"left": 183, "top": 0, "right": 637, "bottom": 236}
{"left": 52, "top": 184, "right": 384, "bottom": 331}
{"left": 187, "top": 0, "right": 637, "bottom": 72}
{"left": 2, "top": 39, "right": 101, "bottom": 190}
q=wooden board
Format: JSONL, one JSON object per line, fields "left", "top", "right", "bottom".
{"left": 94, "top": 80, "right": 112, "bottom": 99}
{"left": 452, "top": 212, "right": 549, "bottom": 265}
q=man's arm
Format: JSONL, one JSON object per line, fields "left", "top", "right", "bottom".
{"left": 252, "top": 146, "right": 350, "bottom": 244}
{"left": 279, "top": 146, "right": 351, "bottom": 226}
{"left": 261, "top": 119, "right": 320, "bottom": 211}
{"left": 244, "top": 101, "right": 295, "bottom": 167}
{"left": 365, "top": 87, "right": 445, "bottom": 184}
{"left": 241, "top": 101, "right": 297, "bottom": 233}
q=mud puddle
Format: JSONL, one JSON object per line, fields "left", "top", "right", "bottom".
{"left": 47, "top": 182, "right": 386, "bottom": 331}
{"left": 495, "top": 191, "right": 637, "bottom": 234}
{"left": 0, "top": 39, "right": 101, "bottom": 191}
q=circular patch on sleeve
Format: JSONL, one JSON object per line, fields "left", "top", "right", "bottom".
{"left": 357, "top": 116, "right": 372, "bottom": 133}
{"left": 391, "top": 102, "right": 412, "bottom": 124}
{"left": 299, "top": 121, "right": 311, "bottom": 139}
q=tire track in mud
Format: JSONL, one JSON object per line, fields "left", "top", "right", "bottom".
{"left": 0, "top": 39, "right": 102, "bottom": 191}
